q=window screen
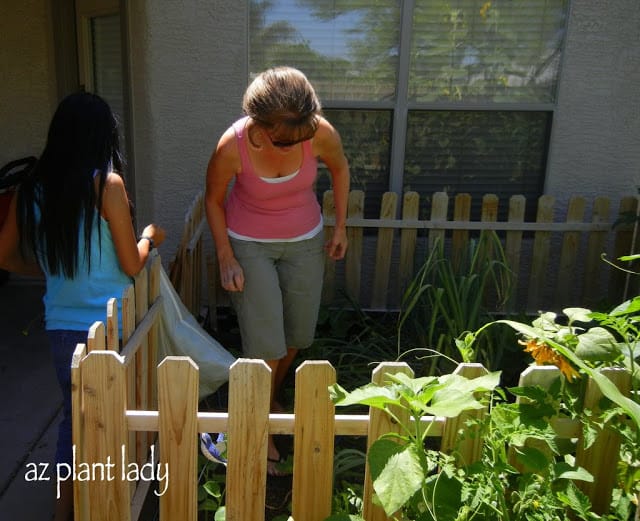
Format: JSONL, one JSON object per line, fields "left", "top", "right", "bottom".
{"left": 410, "top": 0, "right": 567, "bottom": 103}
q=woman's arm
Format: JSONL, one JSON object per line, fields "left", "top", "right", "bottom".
{"left": 313, "top": 117, "right": 350, "bottom": 260}
{"left": 0, "top": 191, "right": 43, "bottom": 276}
{"left": 205, "top": 127, "right": 245, "bottom": 292}
{"left": 102, "top": 173, "right": 165, "bottom": 277}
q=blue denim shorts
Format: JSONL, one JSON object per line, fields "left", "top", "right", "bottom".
{"left": 47, "top": 329, "right": 88, "bottom": 465}
{"left": 229, "top": 232, "right": 324, "bottom": 360}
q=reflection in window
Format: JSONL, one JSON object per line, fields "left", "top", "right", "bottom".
{"left": 410, "top": 0, "right": 567, "bottom": 103}
{"left": 405, "top": 111, "right": 550, "bottom": 220}
{"left": 249, "top": 0, "right": 399, "bottom": 102}
{"left": 316, "top": 109, "right": 392, "bottom": 217}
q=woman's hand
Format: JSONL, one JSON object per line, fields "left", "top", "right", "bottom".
{"left": 218, "top": 255, "right": 245, "bottom": 292}
{"left": 325, "top": 226, "right": 348, "bottom": 260}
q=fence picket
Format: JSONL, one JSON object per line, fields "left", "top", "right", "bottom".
{"left": 363, "top": 362, "right": 414, "bottom": 521}
{"left": 555, "top": 196, "right": 585, "bottom": 308}
{"left": 371, "top": 192, "right": 398, "bottom": 309}
{"left": 87, "top": 322, "right": 105, "bottom": 351}
{"left": 82, "top": 351, "right": 130, "bottom": 521}
{"left": 158, "top": 357, "right": 199, "bottom": 521}
{"left": 71, "top": 342, "right": 89, "bottom": 521}
{"left": 576, "top": 368, "right": 631, "bottom": 514}
{"left": 346, "top": 190, "right": 365, "bottom": 303}
{"left": 452, "top": 193, "right": 472, "bottom": 270}
{"left": 505, "top": 195, "right": 526, "bottom": 310}
{"left": 225, "top": 359, "right": 271, "bottom": 521}
{"left": 584, "top": 196, "right": 611, "bottom": 305}
{"left": 398, "top": 191, "right": 420, "bottom": 300}
{"left": 510, "top": 365, "right": 561, "bottom": 473}
{"left": 292, "top": 362, "right": 336, "bottom": 521}
{"left": 481, "top": 194, "right": 499, "bottom": 222}
{"left": 106, "top": 298, "right": 118, "bottom": 351}
{"left": 428, "top": 191, "right": 449, "bottom": 250}
{"left": 527, "top": 195, "right": 555, "bottom": 311}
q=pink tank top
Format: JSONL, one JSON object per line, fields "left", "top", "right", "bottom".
{"left": 224, "top": 117, "right": 322, "bottom": 240}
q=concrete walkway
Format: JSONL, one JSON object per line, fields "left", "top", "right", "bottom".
{"left": 0, "top": 276, "right": 61, "bottom": 520}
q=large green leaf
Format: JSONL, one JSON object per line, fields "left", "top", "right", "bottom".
{"left": 563, "top": 307, "right": 593, "bottom": 323}
{"left": 423, "top": 471, "right": 464, "bottom": 521}
{"left": 369, "top": 440, "right": 425, "bottom": 516}
{"left": 553, "top": 462, "right": 594, "bottom": 483}
{"left": 425, "top": 389, "right": 485, "bottom": 418}
{"left": 329, "top": 382, "right": 401, "bottom": 409}
{"left": 574, "top": 327, "right": 620, "bottom": 362}
{"left": 437, "top": 372, "right": 501, "bottom": 395}
{"left": 514, "top": 446, "right": 552, "bottom": 472}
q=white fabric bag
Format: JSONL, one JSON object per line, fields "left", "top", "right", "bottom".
{"left": 157, "top": 265, "right": 235, "bottom": 398}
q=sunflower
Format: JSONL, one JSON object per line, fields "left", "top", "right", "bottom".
{"left": 519, "top": 339, "right": 580, "bottom": 382}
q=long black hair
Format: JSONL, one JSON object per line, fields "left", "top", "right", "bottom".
{"left": 18, "top": 92, "right": 123, "bottom": 278}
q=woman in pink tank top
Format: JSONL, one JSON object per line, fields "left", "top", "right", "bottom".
{"left": 204, "top": 67, "right": 350, "bottom": 476}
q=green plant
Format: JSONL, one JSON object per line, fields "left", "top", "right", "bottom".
{"left": 457, "top": 297, "right": 640, "bottom": 520}
{"left": 330, "top": 369, "right": 521, "bottom": 519}
{"left": 397, "top": 230, "right": 513, "bottom": 374}
{"left": 197, "top": 455, "right": 226, "bottom": 520}
{"left": 328, "top": 291, "right": 640, "bottom": 520}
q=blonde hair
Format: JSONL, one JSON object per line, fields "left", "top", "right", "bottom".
{"left": 243, "top": 66, "right": 321, "bottom": 141}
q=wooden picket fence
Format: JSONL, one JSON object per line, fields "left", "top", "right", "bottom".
{"left": 69, "top": 250, "right": 633, "bottom": 520}
{"left": 71, "top": 354, "right": 631, "bottom": 521}
{"left": 171, "top": 190, "right": 640, "bottom": 319}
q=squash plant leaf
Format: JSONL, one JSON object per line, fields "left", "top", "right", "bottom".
{"left": 369, "top": 439, "right": 425, "bottom": 516}
{"left": 574, "top": 327, "right": 620, "bottom": 362}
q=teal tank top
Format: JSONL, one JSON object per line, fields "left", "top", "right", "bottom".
{"left": 37, "top": 210, "right": 132, "bottom": 332}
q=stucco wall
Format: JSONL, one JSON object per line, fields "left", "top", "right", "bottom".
{"left": 127, "top": 0, "right": 247, "bottom": 262}
{"left": 0, "top": 0, "right": 57, "bottom": 168}
{"left": 547, "top": 0, "right": 640, "bottom": 205}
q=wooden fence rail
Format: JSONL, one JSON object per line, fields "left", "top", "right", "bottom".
{"left": 171, "top": 190, "right": 639, "bottom": 318}
{"left": 71, "top": 355, "right": 630, "bottom": 521}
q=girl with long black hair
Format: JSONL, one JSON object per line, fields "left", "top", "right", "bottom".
{"left": 0, "top": 92, "right": 165, "bottom": 520}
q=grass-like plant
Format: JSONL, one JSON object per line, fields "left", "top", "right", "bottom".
{"left": 396, "top": 230, "right": 513, "bottom": 374}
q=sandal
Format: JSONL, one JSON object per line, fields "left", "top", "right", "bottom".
{"left": 200, "top": 432, "right": 227, "bottom": 466}
{"left": 267, "top": 454, "right": 293, "bottom": 477}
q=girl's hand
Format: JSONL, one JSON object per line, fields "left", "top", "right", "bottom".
{"left": 141, "top": 224, "right": 166, "bottom": 248}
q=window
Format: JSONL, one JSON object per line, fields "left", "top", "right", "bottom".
{"left": 249, "top": 0, "right": 569, "bottom": 219}
{"left": 91, "top": 14, "right": 124, "bottom": 120}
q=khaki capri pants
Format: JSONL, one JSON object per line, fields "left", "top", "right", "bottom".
{"left": 228, "top": 232, "right": 325, "bottom": 360}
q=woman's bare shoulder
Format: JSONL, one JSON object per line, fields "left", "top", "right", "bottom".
{"left": 209, "top": 125, "right": 241, "bottom": 175}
